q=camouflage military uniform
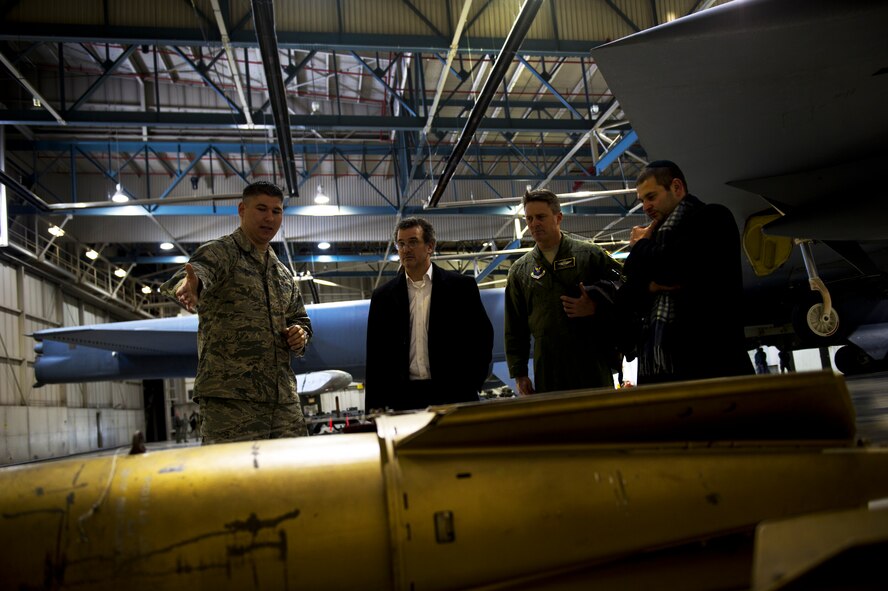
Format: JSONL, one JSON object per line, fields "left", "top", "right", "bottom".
{"left": 160, "top": 227, "right": 311, "bottom": 442}
{"left": 505, "top": 233, "right": 622, "bottom": 393}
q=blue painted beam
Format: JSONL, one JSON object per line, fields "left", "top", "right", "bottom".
{"left": 0, "top": 111, "right": 596, "bottom": 133}
{"left": 474, "top": 239, "right": 523, "bottom": 283}
{"left": 349, "top": 51, "right": 417, "bottom": 117}
{"left": 157, "top": 147, "right": 211, "bottom": 200}
{"left": 170, "top": 46, "right": 242, "bottom": 114}
{"left": 516, "top": 56, "right": 584, "bottom": 120}
{"left": 23, "top": 140, "right": 607, "bottom": 159}
{"left": 595, "top": 129, "right": 638, "bottom": 175}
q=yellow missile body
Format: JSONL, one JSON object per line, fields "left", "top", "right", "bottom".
{"left": 2, "top": 372, "right": 887, "bottom": 590}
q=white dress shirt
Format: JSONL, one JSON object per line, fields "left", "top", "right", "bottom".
{"left": 407, "top": 264, "right": 433, "bottom": 380}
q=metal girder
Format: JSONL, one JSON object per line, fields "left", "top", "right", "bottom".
{"left": 401, "top": 0, "right": 447, "bottom": 39}
{"left": 210, "top": 146, "right": 249, "bottom": 183}
{"left": 474, "top": 238, "right": 521, "bottom": 282}
{"left": 0, "top": 168, "right": 51, "bottom": 211}
{"left": 252, "top": 0, "right": 300, "bottom": 198}
{"left": 0, "top": 25, "right": 602, "bottom": 57}
{"left": 0, "top": 48, "right": 66, "bottom": 124}
{"left": 516, "top": 55, "right": 583, "bottom": 120}
{"left": 428, "top": 0, "right": 545, "bottom": 207}
{"left": 333, "top": 148, "right": 397, "bottom": 209}
{"left": 157, "top": 147, "right": 211, "bottom": 200}
{"left": 0, "top": 111, "right": 599, "bottom": 134}
{"left": 169, "top": 46, "right": 241, "bottom": 114}
{"left": 12, "top": 140, "right": 620, "bottom": 161}
{"left": 595, "top": 129, "right": 638, "bottom": 175}
{"left": 350, "top": 51, "right": 417, "bottom": 117}
{"left": 69, "top": 45, "right": 137, "bottom": 112}
{"left": 255, "top": 50, "right": 315, "bottom": 114}
{"left": 603, "top": 0, "right": 641, "bottom": 33}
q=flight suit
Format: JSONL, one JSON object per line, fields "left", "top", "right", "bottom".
{"left": 505, "top": 233, "right": 622, "bottom": 393}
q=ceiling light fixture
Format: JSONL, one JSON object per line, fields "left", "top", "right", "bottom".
{"left": 317, "top": 241, "right": 331, "bottom": 250}
{"left": 113, "top": 268, "right": 127, "bottom": 278}
{"left": 141, "top": 285, "right": 152, "bottom": 294}
{"left": 111, "top": 184, "right": 129, "bottom": 203}
{"left": 160, "top": 242, "right": 174, "bottom": 250}
{"left": 47, "top": 225, "right": 65, "bottom": 237}
{"left": 314, "top": 185, "right": 329, "bottom": 204}
{"left": 85, "top": 248, "right": 99, "bottom": 260}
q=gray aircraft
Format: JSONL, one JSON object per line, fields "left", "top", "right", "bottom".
{"left": 593, "top": 0, "right": 888, "bottom": 374}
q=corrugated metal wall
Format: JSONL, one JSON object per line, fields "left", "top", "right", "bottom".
{"left": 0, "top": 259, "right": 145, "bottom": 466}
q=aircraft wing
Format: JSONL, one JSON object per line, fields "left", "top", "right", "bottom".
{"left": 31, "top": 288, "right": 507, "bottom": 385}
{"left": 592, "top": 0, "right": 888, "bottom": 239}
{"left": 32, "top": 316, "right": 198, "bottom": 355}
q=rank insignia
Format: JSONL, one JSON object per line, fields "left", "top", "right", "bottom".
{"left": 530, "top": 264, "right": 546, "bottom": 280}
{"left": 554, "top": 257, "right": 576, "bottom": 270}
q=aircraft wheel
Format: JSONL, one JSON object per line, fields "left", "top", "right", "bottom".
{"left": 834, "top": 344, "right": 873, "bottom": 376}
{"left": 792, "top": 300, "right": 841, "bottom": 344}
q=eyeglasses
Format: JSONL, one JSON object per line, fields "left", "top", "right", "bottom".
{"left": 395, "top": 239, "right": 425, "bottom": 251}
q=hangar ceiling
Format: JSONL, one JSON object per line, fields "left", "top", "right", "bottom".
{"left": 0, "top": 0, "right": 725, "bottom": 317}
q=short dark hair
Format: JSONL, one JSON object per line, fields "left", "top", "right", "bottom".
{"left": 395, "top": 217, "right": 436, "bottom": 245}
{"left": 242, "top": 180, "right": 284, "bottom": 201}
{"left": 522, "top": 189, "right": 561, "bottom": 214}
{"left": 637, "top": 160, "right": 688, "bottom": 192}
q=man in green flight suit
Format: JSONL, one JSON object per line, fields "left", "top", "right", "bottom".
{"left": 504, "top": 189, "right": 623, "bottom": 396}
{"left": 160, "top": 181, "right": 312, "bottom": 443}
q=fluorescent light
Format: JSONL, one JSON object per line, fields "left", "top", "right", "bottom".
{"left": 314, "top": 185, "right": 329, "bottom": 204}
{"left": 85, "top": 248, "right": 99, "bottom": 260}
{"left": 47, "top": 225, "right": 65, "bottom": 237}
{"left": 113, "top": 268, "right": 127, "bottom": 278}
{"left": 317, "top": 241, "right": 331, "bottom": 250}
{"left": 611, "top": 251, "right": 629, "bottom": 260}
{"left": 111, "top": 183, "right": 129, "bottom": 203}
{"left": 174, "top": 255, "right": 188, "bottom": 263}
{"left": 160, "top": 242, "right": 174, "bottom": 250}
{"left": 141, "top": 285, "right": 152, "bottom": 294}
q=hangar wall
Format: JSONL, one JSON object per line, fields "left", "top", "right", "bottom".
{"left": 0, "top": 258, "right": 146, "bottom": 466}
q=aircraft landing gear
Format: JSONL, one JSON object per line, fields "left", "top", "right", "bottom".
{"left": 792, "top": 239, "right": 840, "bottom": 342}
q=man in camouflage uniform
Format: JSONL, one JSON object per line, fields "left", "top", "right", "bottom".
{"left": 160, "top": 181, "right": 312, "bottom": 443}
{"left": 504, "top": 189, "right": 622, "bottom": 395}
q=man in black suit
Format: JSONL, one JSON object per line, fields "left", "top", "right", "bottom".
{"left": 365, "top": 217, "right": 494, "bottom": 411}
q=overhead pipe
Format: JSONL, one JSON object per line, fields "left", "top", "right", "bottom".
{"left": 422, "top": 0, "right": 474, "bottom": 138}
{"left": 0, "top": 51, "right": 67, "bottom": 126}
{"left": 251, "top": 0, "right": 300, "bottom": 198}
{"left": 210, "top": 0, "right": 254, "bottom": 128}
{"left": 427, "top": 0, "right": 544, "bottom": 208}
{"left": 0, "top": 168, "right": 52, "bottom": 212}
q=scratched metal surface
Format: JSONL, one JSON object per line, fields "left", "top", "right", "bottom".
{"left": 847, "top": 372, "right": 888, "bottom": 444}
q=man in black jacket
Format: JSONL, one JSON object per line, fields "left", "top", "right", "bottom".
{"left": 365, "top": 217, "right": 493, "bottom": 411}
{"left": 621, "top": 160, "right": 753, "bottom": 384}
